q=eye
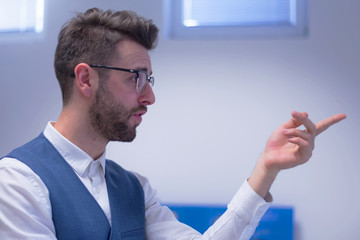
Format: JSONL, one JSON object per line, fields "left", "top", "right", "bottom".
{"left": 130, "top": 74, "right": 138, "bottom": 83}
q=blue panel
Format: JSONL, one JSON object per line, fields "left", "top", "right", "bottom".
{"left": 167, "top": 205, "right": 293, "bottom": 240}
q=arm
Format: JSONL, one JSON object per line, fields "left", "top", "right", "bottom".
{"left": 248, "top": 111, "right": 346, "bottom": 199}
{"left": 134, "top": 172, "right": 269, "bottom": 240}
{"left": 0, "top": 158, "right": 56, "bottom": 240}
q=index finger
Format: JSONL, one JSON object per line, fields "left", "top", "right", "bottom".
{"left": 315, "top": 113, "right": 347, "bottom": 136}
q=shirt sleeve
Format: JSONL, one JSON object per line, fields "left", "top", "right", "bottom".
{"left": 0, "top": 157, "right": 57, "bottom": 240}
{"left": 133, "top": 172, "right": 271, "bottom": 240}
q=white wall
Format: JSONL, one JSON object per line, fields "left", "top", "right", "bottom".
{"left": 1, "top": 0, "right": 359, "bottom": 239}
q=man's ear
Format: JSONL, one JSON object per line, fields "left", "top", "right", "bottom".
{"left": 74, "top": 63, "right": 98, "bottom": 98}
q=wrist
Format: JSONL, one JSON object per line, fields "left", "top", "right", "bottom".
{"left": 259, "top": 152, "right": 281, "bottom": 178}
{"left": 248, "top": 153, "right": 280, "bottom": 199}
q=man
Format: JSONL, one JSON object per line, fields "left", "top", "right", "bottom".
{"left": 0, "top": 8, "right": 346, "bottom": 240}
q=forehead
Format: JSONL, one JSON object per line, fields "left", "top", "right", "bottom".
{"left": 113, "top": 39, "right": 151, "bottom": 70}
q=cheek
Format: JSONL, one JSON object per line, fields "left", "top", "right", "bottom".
{"left": 109, "top": 87, "right": 139, "bottom": 109}
{"left": 105, "top": 77, "right": 139, "bottom": 107}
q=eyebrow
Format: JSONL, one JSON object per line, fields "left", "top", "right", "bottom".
{"left": 135, "top": 67, "right": 152, "bottom": 75}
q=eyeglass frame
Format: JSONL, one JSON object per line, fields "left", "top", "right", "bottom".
{"left": 71, "top": 64, "right": 154, "bottom": 93}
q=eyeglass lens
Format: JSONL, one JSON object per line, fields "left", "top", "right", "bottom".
{"left": 137, "top": 72, "right": 154, "bottom": 93}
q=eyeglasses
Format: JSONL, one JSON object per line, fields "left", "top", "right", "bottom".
{"left": 89, "top": 64, "right": 154, "bottom": 93}
{"left": 71, "top": 64, "right": 154, "bottom": 93}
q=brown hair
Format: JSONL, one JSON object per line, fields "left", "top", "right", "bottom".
{"left": 54, "top": 8, "right": 159, "bottom": 105}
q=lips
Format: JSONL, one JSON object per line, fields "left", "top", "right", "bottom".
{"left": 134, "top": 111, "right": 146, "bottom": 117}
{"left": 133, "top": 108, "right": 147, "bottom": 116}
{"left": 131, "top": 108, "right": 147, "bottom": 124}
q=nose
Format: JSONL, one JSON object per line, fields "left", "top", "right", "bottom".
{"left": 138, "top": 82, "right": 155, "bottom": 106}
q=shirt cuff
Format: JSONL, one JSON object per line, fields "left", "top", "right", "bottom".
{"left": 227, "top": 180, "right": 271, "bottom": 239}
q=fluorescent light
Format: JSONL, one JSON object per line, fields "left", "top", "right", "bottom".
{"left": 0, "top": 0, "right": 44, "bottom": 34}
{"left": 36, "top": 0, "right": 45, "bottom": 33}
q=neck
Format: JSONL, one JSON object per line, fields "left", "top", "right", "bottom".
{"left": 54, "top": 107, "right": 108, "bottom": 160}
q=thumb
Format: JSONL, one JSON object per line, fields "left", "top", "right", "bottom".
{"left": 282, "top": 111, "right": 308, "bottom": 129}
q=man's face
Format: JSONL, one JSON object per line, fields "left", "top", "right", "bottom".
{"left": 88, "top": 39, "right": 155, "bottom": 142}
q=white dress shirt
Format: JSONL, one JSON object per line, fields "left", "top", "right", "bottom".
{"left": 0, "top": 122, "right": 270, "bottom": 240}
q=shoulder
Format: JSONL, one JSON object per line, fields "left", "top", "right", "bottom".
{"left": 130, "top": 171, "right": 150, "bottom": 188}
{"left": 0, "top": 157, "right": 55, "bottom": 237}
{"left": 105, "top": 160, "right": 147, "bottom": 184}
{"left": 0, "top": 157, "right": 51, "bottom": 213}
{"left": 104, "top": 160, "right": 159, "bottom": 203}
{"left": 105, "top": 160, "right": 145, "bottom": 188}
{"left": 129, "top": 171, "right": 162, "bottom": 207}
{"left": 0, "top": 157, "right": 42, "bottom": 180}
{"left": 0, "top": 157, "right": 49, "bottom": 191}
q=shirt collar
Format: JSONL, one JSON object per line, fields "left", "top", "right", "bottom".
{"left": 43, "top": 122, "right": 106, "bottom": 177}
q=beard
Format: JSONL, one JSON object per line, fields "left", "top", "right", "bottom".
{"left": 89, "top": 83, "right": 146, "bottom": 142}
